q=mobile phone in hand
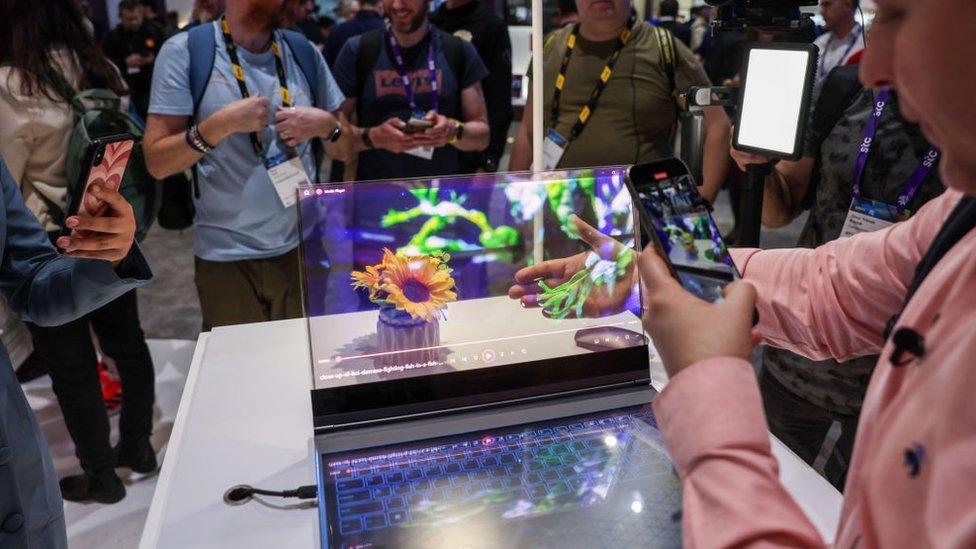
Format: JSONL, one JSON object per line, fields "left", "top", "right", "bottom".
{"left": 626, "top": 158, "right": 742, "bottom": 304}
{"left": 403, "top": 118, "right": 434, "bottom": 134}
{"left": 62, "top": 134, "right": 134, "bottom": 237}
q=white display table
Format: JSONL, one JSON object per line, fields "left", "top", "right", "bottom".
{"left": 139, "top": 318, "right": 842, "bottom": 548}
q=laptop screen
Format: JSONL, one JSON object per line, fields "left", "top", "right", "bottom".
{"left": 299, "top": 168, "right": 649, "bottom": 428}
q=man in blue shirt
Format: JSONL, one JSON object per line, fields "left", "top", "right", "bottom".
{"left": 331, "top": 0, "right": 491, "bottom": 181}
{"left": 0, "top": 158, "right": 152, "bottom": 548}
{"left": 144, "top": 0, "right": 348, "bottom": 331}
{"left": 324, "top": 0, "right": 385, "bottom": 68}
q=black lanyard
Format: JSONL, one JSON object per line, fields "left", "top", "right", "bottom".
{"left": 549, "top": 17, "right": 635, "bottom": 141}
{"left": 219, "top": 17, "right": 292, "bottom": 156}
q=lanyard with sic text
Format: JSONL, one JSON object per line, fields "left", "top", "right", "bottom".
{"left": 549, "top": 16, "right": 635, "bottom": 141}
{"left": 853, "top": 88, "right": 939, "bottom": 215}
{"left": 220, "top": 16, "right": 292, "bottom": 156}
{"left": 386, "top": 22, "right": 439, "bottom": 115}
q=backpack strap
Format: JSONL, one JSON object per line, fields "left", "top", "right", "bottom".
{"left": 187, "top": 22, "right": 217, "bottom": 117}
{"left": 280, "top": 29, "right": 321, "bottom": 108}
{"left": 437, "top": 30, "right": 466, "bottom": 98}
{"left": 355, "top": 28, "right": 385, "bottom": 117}
{"left": 654, "top": 26, "right": 677, "bottom": 96}
{"left": 280, "top": 29, "right": 326, "bottom": 182}
{"left": 654, "top": 26, "right": 679, "bottom": 143}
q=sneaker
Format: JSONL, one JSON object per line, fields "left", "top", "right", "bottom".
{"left": 114, "top": 438, "right": 158, "bottom": 474}
{"left": 59, "top": 472, "right": 126, "bottom": 504}
{"left": 98, "top": 361, "right": 122, "bottom": 415}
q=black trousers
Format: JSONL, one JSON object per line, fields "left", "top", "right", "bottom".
{"left": 759, "top": 369, "right": 858, "bottom": 490}
{"left": 27, "top": 289, "right": 155, "bottom": 476}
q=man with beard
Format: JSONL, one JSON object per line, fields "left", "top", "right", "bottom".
{"left": 508, "top": 0, "right": 730, "bottom": 205}
{"left": 330, "top": 0, "right": 490, "bottom": 181}
{"left": 144, "top": 0, "right": 349, "bottom": 330}
{"left": 430, "top": 0, "right": 513, "bottom": 174}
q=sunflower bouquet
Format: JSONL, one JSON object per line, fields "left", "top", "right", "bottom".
{"left": 350, "top": 248, "right": 458, "bottom": 322}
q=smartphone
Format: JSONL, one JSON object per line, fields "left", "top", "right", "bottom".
{"left": 62, "top": 134, "right": 134, "bottom": 236}
{"left": 404, "top": 118, "right": 434, "bottom": 133}
{"left": 626, "top": 158, "right": 741, "bottom": 304}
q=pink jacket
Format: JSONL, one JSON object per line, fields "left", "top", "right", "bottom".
{"left": 653, "top": 188, "right": 976, "bottom": 548}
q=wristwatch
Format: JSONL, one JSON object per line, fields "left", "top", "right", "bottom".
{"left": 447, "top": 119, "right": 464, "bottom": 145}
{"left": 361, "top": 126, "right": 374, "bottom": 150}
{"left": 327, "top": 122, "right": 342, "bottom": 143}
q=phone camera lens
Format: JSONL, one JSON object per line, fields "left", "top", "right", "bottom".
{"left": 93, "top": 152, "right": 103, "bottom": 164}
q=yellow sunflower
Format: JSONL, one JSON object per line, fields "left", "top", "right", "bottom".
{"left": 379, "top": 253, "right": 457, "bottom": 321}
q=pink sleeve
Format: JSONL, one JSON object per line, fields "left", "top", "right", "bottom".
{"left": 654, "top": 358, "right": 826, "bottom": 548}
{"left": 729, "top": 190, "right": 960, "bottom": 362}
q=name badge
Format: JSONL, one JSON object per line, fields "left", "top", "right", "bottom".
{"left": 840, "top": 197, "right": 910, "bottom": 238}
{"left": 404, "top": 146, "right": 435, "bottom": 160}
{"left": 264, "top": 153, "right": 311, "bottom": 208}
{"left": 542, "top": 130, "right": 568, "bottom": 171}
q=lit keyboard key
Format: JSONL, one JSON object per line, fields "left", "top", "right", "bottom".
{"left": 339, "top": 518, "right": 362, "bottom": 535}
{"left": 364, "top": 513, "right": 387, "bottom": 531}
{"left": 336, "top": 478, "right": 364, "bottom": 491}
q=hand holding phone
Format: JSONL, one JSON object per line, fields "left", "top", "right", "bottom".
{"left": 637, "top": 246, "right": 760, "bottom": 378}
{"left": 403, "top": 118, "right": 435, "bottom": 134}
{"left": 57, "top": 184, "right": 137, "bottom": 267}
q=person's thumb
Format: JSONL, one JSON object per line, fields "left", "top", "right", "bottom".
{"left": 637, "top": 244, "right": 679, "bottom": 299}
{"left": 720, "top": 280, "right": 757, "bottom": 319}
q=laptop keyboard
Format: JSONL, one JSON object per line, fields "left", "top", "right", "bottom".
{"left": 327, "top": 411, "right": 671, "bottom": 537}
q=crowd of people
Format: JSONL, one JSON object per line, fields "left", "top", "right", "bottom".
{"left": 0, "top": 0, "right": 974, "bottom": 546}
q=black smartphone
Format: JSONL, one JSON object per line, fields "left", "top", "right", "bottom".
{"left": 61, "top": 134, "right": 135, "bottom": 237}
{"left": 403, "top": 118, "right": 435, "bottom": 134}
{"left": 626, "top": 158, "right": 741, "bottom": 303}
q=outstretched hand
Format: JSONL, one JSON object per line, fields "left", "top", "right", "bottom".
{"left": 508, "top": 215, "right": 638, "bottom": 319}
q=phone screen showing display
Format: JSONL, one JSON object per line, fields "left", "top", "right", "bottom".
{"left": 628, "top": 159, "right": 740, "bottom": 303}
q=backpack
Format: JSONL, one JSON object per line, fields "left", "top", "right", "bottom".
{"left": 160, "top": 23, "right": 326, "bottom": 229}
{"left": 353, "top": 28, "right": 467, "bottom": 121}
{"left": 47, "top": 75, "right": 161, "bottom": 242}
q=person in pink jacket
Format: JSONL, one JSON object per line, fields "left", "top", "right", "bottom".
{"left": 637, "top": 0, "right": 976, "bottom": 545}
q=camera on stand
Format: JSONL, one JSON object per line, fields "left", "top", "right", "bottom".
{"left": 678, "top": 0, "right": 820, "bottom": 247}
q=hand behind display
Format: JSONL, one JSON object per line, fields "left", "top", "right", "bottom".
{"left": 56, "top": 185, "right": 136, "bottom": 268}
{"left": 728, "top": 133, "right": 773, "bottom": 172}
{"left": 275, "top": 106, "right": 337, "bottom": 148}
{"left": 218, "top": 94, "right": 271, "bottom": 135}
{"left": 370, "top": 117, "right": 424, "bottom": 154}
{"left": 638, "top": 246, "right": 761, "bottom": 378}
{"left": 412, "top": 111, "right": 452, "bottom": 149}
{"left": 508, "top": 216, "right": 638, "bottom": 319}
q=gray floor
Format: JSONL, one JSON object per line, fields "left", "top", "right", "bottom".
{"left": 136, "top": 226, "right": 201, "bottom": 340}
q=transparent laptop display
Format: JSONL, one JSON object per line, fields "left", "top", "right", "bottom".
{"left": 299, "top": 168, "right": 648, "bottom": 418}
{"left": 318, "top": 404, "right": 681, "bottom": 548}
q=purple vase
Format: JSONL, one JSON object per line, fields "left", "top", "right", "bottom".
{"left": 376, "top": 307, "right": 440, "bottom": 370}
